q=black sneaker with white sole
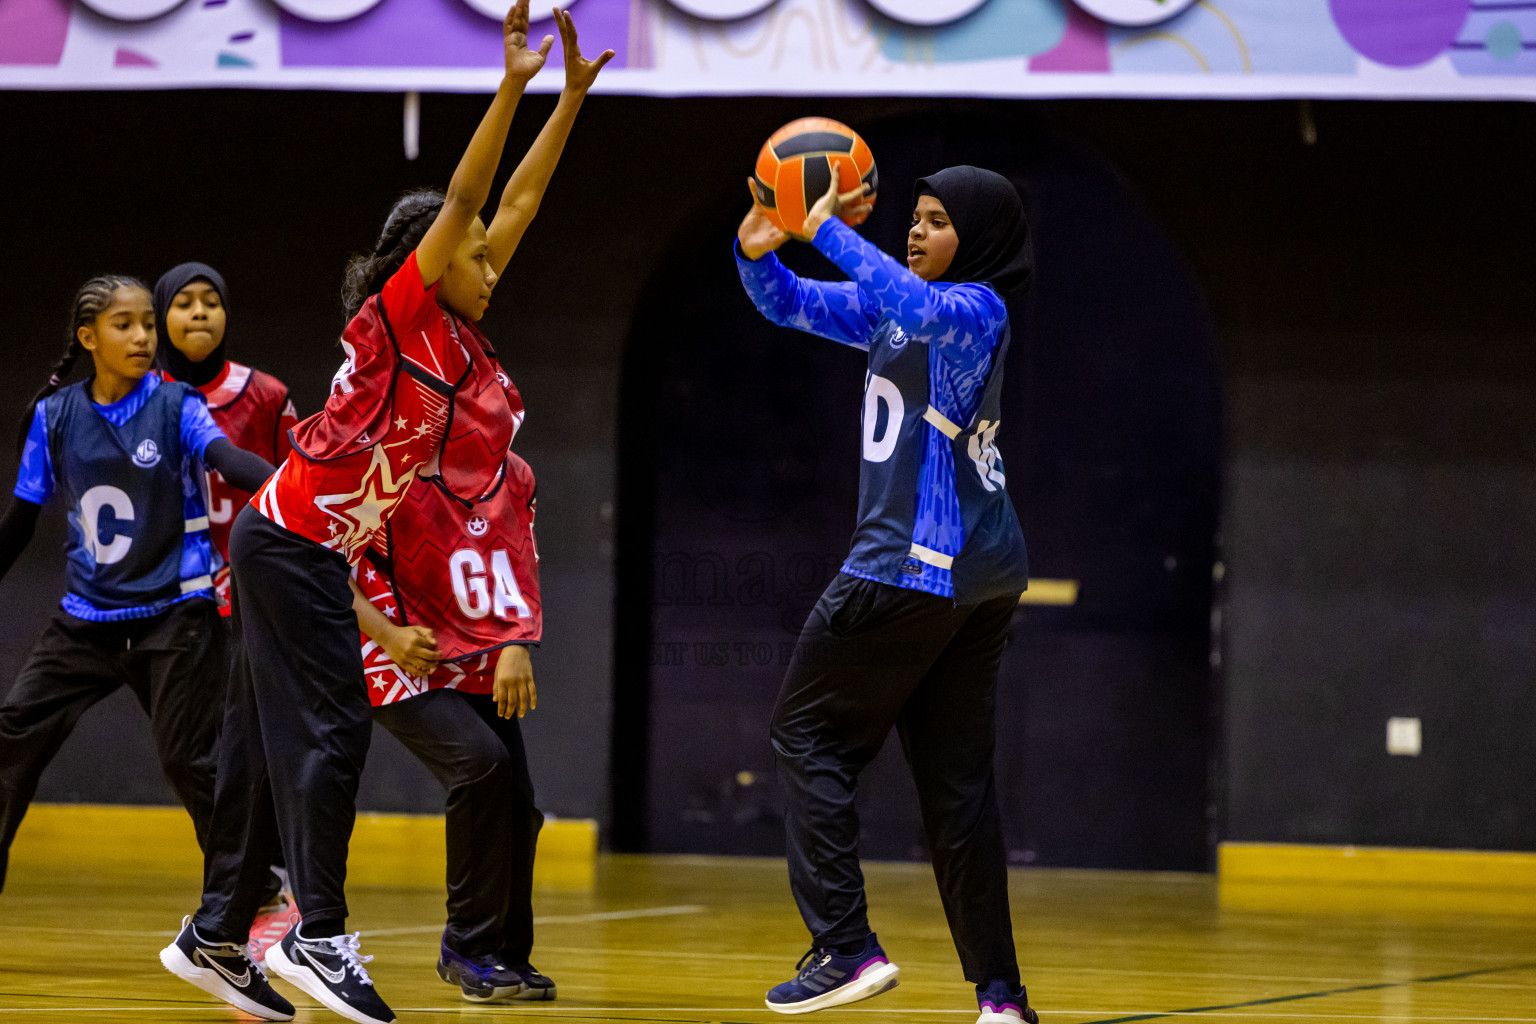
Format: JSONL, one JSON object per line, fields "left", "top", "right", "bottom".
{"left": 267, "top": 924, "right": 395, "bottom": 1024}
{"left": 508, "top": 963, "right": 556, "bottom": 1001}
{"left": 160, "top": 916, "right": 296, "bottom": 1022}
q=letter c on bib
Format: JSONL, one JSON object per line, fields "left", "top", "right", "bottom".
{"left": 862, "top": 375, "right": 904, "bottom": 464}
{"left": 79, "top": 485, "right": 135, "bottom": 566}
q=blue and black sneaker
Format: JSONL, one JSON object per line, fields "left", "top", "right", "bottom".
{"left": 507, "top": 962, "right": 556, "bottom": 1001}
{"left": 436, "top": 938, "right": 524, "bottom": 1003}
{"left": 160, "top": 915, "right": 296, "bottom": 1021}
{"left": 266, "top": 923, "right": 395, "bottom": 1024}
{"left": 765, "top": 932, "right": 900, "bottom": 1014}
{"left": 976, "top": 979, "right": 1039, "bottom": 1023}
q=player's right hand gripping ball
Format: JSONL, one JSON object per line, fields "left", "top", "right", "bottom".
{"left": 753, "top": 117, "right": 877, "bottom": 238}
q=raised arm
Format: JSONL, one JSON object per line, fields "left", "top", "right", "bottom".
{"left": 486, "top": 7, "right": 613, "bottom": 274}
{"left": 415, "top": 0, "right": 552, "bottom": 288}
{"left": 735, "top": 187, "right": 879, "bottom": 350}
{"left": 802, "top": 179, "right": 1007, "bottom": 354}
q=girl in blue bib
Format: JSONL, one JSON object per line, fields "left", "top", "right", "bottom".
{"left": 0, "top": 274, "right": 273, "bottom": 893}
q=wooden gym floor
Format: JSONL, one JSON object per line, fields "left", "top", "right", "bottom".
{"left": 3, "top": 850, "right": 1535, "bottom": 1023}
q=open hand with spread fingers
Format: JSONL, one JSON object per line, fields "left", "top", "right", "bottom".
{"left": 555, "top": 6, "right": 615, "bottom": 93}
{"left": 504, "top": 0, "right": 555, "bottom": 82}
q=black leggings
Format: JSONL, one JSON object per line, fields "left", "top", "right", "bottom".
{"left": 374, "top": 687, "right": 543, "bottom": 961}
{"left": 0, "top": 599, "right": 225, "bottom": 892}
{"left": 770, "top": 572, "right": 1020, "bottom": 987}
{"left": 195, "top": 506, "right": 368, "bottom": 938}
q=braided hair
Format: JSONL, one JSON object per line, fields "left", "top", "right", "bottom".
{"left": 16, "top": 274, "right": 146, "bottom": 456}
{"left": 341, "top": 189, "right": 446, "bottom": 321}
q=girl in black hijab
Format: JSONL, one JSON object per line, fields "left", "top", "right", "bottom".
{"left": 152, "top": 262, "right": 298, "bottom": 628}
{"left": 736, "top": 165, "right": 1039, "bottom": 1024}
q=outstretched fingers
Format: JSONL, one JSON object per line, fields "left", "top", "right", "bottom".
{"left": 504, "top": 0, "right": 528, "bottom": 43}
{"left": 556, "top": 7, "right": 577, "bottom": 55}
{"left": 557, "top": 6, "right": 615, "bottom": 85}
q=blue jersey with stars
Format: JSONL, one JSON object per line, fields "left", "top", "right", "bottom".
{"left": 15, "top": 373, "right": 225, "bottom": 621}
{"left": 736, "top": 218, "right": 1028, "bottom": 602}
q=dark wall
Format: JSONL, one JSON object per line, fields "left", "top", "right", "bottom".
{"left": 1049, "top": 102, "right": 1536, "bottom": 851}
{"left": 3, "top": 93, "right": 1533, "bottom": 856}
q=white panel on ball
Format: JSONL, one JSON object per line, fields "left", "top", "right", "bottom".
{"left": 666, "top": 0, "right": 778, "bottom": 19}
{"left": 78, "top": 0, "right": 188, "bottom": 20}
{"left": 865, "top": 0, "right": 988, "bottom": 26}
{"left": 461, "top": 0, "right": 577, "bottom": 20}
{"left": 270, "top": 0, "right": 388, "bottom": 23}
{"left": 1072, "top": 0, "right": 1198, "bottom": 28}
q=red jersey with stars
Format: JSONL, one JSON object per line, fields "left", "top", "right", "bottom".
{"left": 357, "top": 451, "right": 541, "bottom": 707}
{"left": 168, "top": 361, "right": 298, "bottom": 615}
{"left": 251, "top": 252, "right": 514, "bottom": 563}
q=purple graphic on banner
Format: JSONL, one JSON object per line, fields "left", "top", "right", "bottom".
{"left": 0, "top": 0, "right": 70, "bottom": 66}
{"left": 1448, "top": 1, "right": 1536, "bottom": 75}
{"left": 115, "top": 48, "right": 158, "bottom": 68}
{"left": 1030, "top": 1, "right": 1109, "bottom": 72}
{"left": 1329, "top": 0, "right": 1471, "bottom": 67}
{"left": 280, "top": 0, "right": 630, "bottom": 69}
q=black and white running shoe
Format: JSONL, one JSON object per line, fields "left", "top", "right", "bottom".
{"left": 508, "top": 963, "right": 557, "bottom": 1001}
{"left": 160, "top": 915, "right": 296, "bottom": 1021}
{"left": 266, "top": 923, "right": 395, "bottom": 1024}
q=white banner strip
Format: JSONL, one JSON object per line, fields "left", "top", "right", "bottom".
{"left": 3, "top": 0, "right": 1533, "bottom": 100}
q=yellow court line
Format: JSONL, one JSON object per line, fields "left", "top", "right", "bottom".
{"left": 12, "top": 803, "right": 598, "bottom": 889}
{"left": 1019, "top": 578, "right": 1079, "bottom": 606}
{"left": 1220, "top": 841, "right": 1536, "bottom": 889}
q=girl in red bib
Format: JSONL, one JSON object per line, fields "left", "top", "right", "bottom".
{"left": 352, "top": 443, "right": 545, "bottom": 1003}
{"left": 152, "top": 262, "right": 298, "bottom": 618}
{"left": 159, "top": 6, "right": 610, "bottom": 1024}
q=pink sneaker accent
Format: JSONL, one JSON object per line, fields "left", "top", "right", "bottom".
{"left": 247, "top": 907, "right": 299, "bottom": 964}
{"left": 854, "top": 956, "right": 890, "bottom": 979}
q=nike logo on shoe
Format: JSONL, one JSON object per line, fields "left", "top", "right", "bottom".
{"left": 196, "top": 948, "right": 252, "bottom": 988}
{"left": 297, "top": 944, "right": 348, "bottom": 985}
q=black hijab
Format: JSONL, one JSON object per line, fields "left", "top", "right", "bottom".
{"left": 153, "top": 262, "right": 228, "bottom": 387}
{"left": 912, "top": 166, "right": 1032, "bottom": 302}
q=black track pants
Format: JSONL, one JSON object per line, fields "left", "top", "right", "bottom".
{"left": 770, "top": 572, "right": 1021, "bottom": 987}
{"left": 373, "top": 688, "right": 544, "bottom": 961}
{"left": 0, "top": 599, "right": 226, "bottom": 892}
{"left": 195, "top": 506, "right": 369, "bottom": 938}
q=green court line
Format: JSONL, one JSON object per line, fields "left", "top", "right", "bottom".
{"left": 1082, "top": 960, "right": 1536, "bottom": 1024}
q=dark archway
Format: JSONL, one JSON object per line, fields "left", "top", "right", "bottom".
{"left": 613, "top": 108, "right": 1222, "bottom": 870}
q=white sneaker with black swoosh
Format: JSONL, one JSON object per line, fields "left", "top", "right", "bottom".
{"left": 160, "top": 916, "right": 296, "bottom": 1021}
{"left": 267, "top": 923, "right": 395, "bottom": 1024}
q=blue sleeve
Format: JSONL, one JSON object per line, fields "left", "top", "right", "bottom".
{"left": 734, "top": 241, "right": 880, "bottom": 351}
{"left": 812, "top": 218, "right": 1009, "bottom": 420}
{"left": 13, "top": 403, "right": 53, "bottom": 505}
{"left": 180, "top": 393, "right": 227, "bottom": 458}
{"left": 811, "top": 218, "right": 1007, "bottom": 357}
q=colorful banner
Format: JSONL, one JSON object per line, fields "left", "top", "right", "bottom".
{"left": 2, "top": 0, "right": 1533, "bottom": 98}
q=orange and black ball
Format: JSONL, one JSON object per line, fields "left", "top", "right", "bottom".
{"left": 752, "top": 117, "right": 877, "bottom": 238}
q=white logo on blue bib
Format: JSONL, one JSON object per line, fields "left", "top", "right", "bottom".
{"left": 132, "top": 439, "right": 161, "bottom": 468}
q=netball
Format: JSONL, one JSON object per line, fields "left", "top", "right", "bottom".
{"left": 752, "top": 117, "right": 878, "bottom": 237}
